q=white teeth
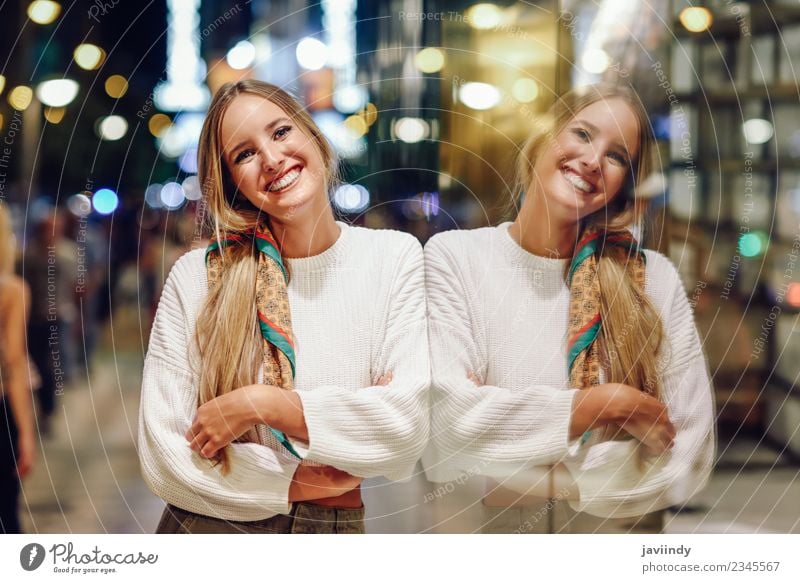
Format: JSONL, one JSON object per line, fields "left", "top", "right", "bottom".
{"left": 268, "top": 168, "right": 301, "bottom": 192}
{"left": 563, "top": 170, "right": 593, "bottom": 193}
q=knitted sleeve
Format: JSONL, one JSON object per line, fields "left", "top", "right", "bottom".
{"left": 562, "top": 253, "right": 716, "bottom": 519}
{"left": 292, "top": 236, "right": 430, "bottom": 482}
{"left": 138, "top": 252, "right": 301, "bottom": 521}
{"left": 423, "top": 233, "right": 580, "bottom": 483}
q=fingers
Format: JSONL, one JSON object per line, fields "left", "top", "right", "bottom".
{"left": 186, "top": 425, "right": 217, "bottom": 459}
{"left": 647, "top": 426, "right": 675, "bottom": 455}
{"left": 467, "top": 372, "right": 482, "bottom": 386}
{"left": 376, "top": 371, "right": 393, "bottom": 386}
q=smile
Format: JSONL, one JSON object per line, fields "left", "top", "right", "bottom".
{"left": 562, "top": 168, "right": 595, "bottom": 194}
{"left": 268, "top": 166, "right": 302, "bottom": 193}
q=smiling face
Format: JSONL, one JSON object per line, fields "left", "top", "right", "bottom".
{"left": 219, "top": 93, "right": 328, "bottom": 224}
{"left": 530, "top": 97, "right": 641, "bottom": 224}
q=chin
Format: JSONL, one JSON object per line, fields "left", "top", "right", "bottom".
{"left": 267, "top": 189, "right": 319, "bottom": 221}
{"left": 550, "top": 186, "right": 609, "bottom": 221}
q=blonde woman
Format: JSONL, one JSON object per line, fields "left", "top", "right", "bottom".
{"left": 424, "top": 84, "right": 715, "bottom": 533}
{"left": 0, "top": 204, "right": 36, "bottom": 533}
{"left": 138, "top": 80, "right": 429, "bottom": 534}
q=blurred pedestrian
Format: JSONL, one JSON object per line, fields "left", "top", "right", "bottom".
{"left": 24, "top": 210, "right": 77, "bottom": 436}
{"left": 0, "top": 204, "right": 37, "bottom": 533}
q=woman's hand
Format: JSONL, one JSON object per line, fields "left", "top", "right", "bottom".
{"left": 15, "top": 432, "right": 36, "bottom": 478}
{"left": 618, "top": 416, "right": 676, "bottom": 455}
{"left": 570, "top": 383, "right": 675, "bottom": 450}
{"left": 185, "top": 385, "right": 265, "bottom": 458}
{"left": 289, "top": 465, "right": 362, "bottom": 502}
{"left": 616, "top": 389, "right": 676, "bottom": 455}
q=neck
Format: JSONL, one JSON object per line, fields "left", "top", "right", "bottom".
{"left": 270, "top": 208, "right": 340, "bottom": 259}
{"left": 509, "top": 194, "right": 580, "bottom": 259}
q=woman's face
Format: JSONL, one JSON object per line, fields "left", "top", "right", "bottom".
{"left": 530, "top": 97, "right": 640, "bottom": 223}
{"left": 220, "top": 94, "right": 327, "bottom": 223}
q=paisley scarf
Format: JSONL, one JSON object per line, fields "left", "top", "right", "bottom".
{"left": 566, "top": 226, "right": 646, "bottom": 444}
{"left": 205, "top": 223, "right": 303, "bottom": 460}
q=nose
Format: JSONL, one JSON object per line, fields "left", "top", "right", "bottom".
{"left": 260, "top": 142, "right": 285, "bottom": 174}
{"left": 579, "top": 147, "right": 601, "bottom": 173}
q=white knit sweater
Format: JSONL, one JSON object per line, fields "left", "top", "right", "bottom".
{"left": 422, "top": 222, "right": 715, "bottom": 519}
{"left": 138, "top": 222, "right": 430, "bottom": 521}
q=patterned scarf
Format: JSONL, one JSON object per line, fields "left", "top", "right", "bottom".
{"left": 205, "top": 223, "right": 303, "bottom": 460}
{"left": 566, "top": 226, "right": 646, "bottom": 443}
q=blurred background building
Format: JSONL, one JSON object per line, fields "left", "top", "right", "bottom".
{"left": 0, "top": 0, "right": 798, "bottom": 533}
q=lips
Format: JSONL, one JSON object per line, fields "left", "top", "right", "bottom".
{"left": 561, "top": 166, "right": 596, "bottom": 194}
{"left": 267, "top": 165, "right": 302, "bottom": 193}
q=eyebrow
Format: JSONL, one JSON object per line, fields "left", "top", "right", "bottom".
{"left": 226, "top": 117, "right": 291, "bottom": 161}
{"left": 572, "top": 119, "right": 632, "bottom": 159}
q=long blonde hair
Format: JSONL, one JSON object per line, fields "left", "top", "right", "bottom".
{"left": 517, "top": 84, "right": 664, "bottom": 402}
{"left": 195, "top": 80, "right": 338, "bottom": 473}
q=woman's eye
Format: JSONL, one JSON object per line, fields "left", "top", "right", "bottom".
{"left": 609, "top": 151, "right": 627, "bottom": 165}
{"left": 234, "top": 149, "right": 254, "bottom": 164}
{"left": 571, "top": 128, "right": 592, "bottom": 142}
{"left": 274, "top": 126, "right": 292, "bottom": 140}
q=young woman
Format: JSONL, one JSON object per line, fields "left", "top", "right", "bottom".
{"left": 138, "top": 80, "right": 429, "bottom": 534}
{"left": 423, "top": 84, "right": 715, "bottom": 533}
{"left": 0, "top": 204, "right": 36, "bottom": 533}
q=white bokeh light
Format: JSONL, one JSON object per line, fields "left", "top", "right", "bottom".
{"left": 742, "top": 119, "right": 774, "bottom": 145}
{"left": 458, "top": 82, "right": 501, "bottom": 110}
{"left": 97, "top": 115, "right": 128, "bottom": 141}
{"left": 226, "top": 40, "right": 256, "bottom": 70}
{"left": 296, "top": 37, "right": 328, "bottom": 71}
{"left": 394, "top": 118, "right": 429, "bottom": 144}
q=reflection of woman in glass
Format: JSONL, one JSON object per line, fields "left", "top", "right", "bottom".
{"left": 139, "top": 80, "right": 429, "bottom": 534}
{"left": 0, "top": 205, "right": 36, "bottom": 533}
{"left": 424, "top": 85, "right": 715, "bottom": 533}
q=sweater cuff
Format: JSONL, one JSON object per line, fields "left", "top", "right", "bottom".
{"left": 564, "top": 442, "right": 670, "bottom": 519}
{"left": 293, "top": 388, "right": 347, "bottom": 467}
{"left": 556, "top": 389, "right": 583, "bottom": 460}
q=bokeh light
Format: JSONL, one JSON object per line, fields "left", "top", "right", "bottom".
{"left": 415, "top": 48, "right": 445, "bottom": 73}
{"left": 74, "top": 44, "right": 106, "bottom": 70}
{"left": 344, "top": 115, "right": 368, "bottom": 138}
{"left": 182, "top": 175, "right": 202, "bottom": 201}
{"left": 160, "top": 182, "right": 186, "bottom": 210}
{"left": 67, "top": 193, "right": 92, "bottom": 217}
{"left": 97, "top": 115, "right": 128, "bottom": 141}
{"left": 148, "top": 113, "right": 172, "bottom": 138}
{"left": 742, "top": 119, "right": 774, "bottom": 145}
{"left": 680, "top": 7, "right": 713, "bottom": 33}
{"left": 144, "top": 184, "right": 163, "bottom": 209}
{"left": 333, "top": 184, "right": 369, "bottom": 213}
{"left": 8, "top": 86, "right": 33, "bottom": 110}
{"left": 36, "top": 78, "right": 79, "bottom": 107}
{"left": 28, "top": 1, "right": 61, "bottom": 25}
{"left": 738, "top": 232, "right": 767, "bottom": 257}
{"left": 466, "top": 4, "right": 503, "bottom": 30}
{"left": 92, "top": 188, "right": 119, "bottom": 215}
{"left": 226, "top": 40, "right": 256, "bottom": 70}
{"left": 512, "top": 78, "right": 539, "bottom": 103}
{"left": 296, "top": 37, "right": 327, "bottom": 70}
{"left": 394, "top": 117, "right": 429, "bottom": 143}
{"left": 582, "top": 48, "right": 611, "bottom": 74}
{"left": 458, "top": 82, "right": 501, "bottom": 110}
{"left": 43, "top": 106, "right": 65, "bottom": 124}
{"left": 105, "top": 75, "right": 129, "bottom": 99}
